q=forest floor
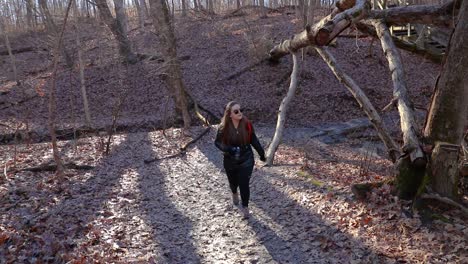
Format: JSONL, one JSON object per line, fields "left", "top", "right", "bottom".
{"left": 0, "top": 7, "right": 467, "bottom": 263}
{"left": 1, "top": 125, "right": 466, "bottom": 263}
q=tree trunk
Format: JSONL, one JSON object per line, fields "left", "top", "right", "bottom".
{"left": 95, "top": 0, "right": 137, "bottom": 64}
{"left": 316, "top": 47, "right": 399, "bottom": 162}
{"left": 149, "top": 0, "right": 192, "bottom": 130}
{"left": 269, "top": 0, "right": 459, "bottom": 62}
{"left": 269, "top": 0, "right": 369, "bottom": 61}
{"left": 208, "top": 0, "right": 214, "bottom": 13}
{"left": 141, "top": 0, "right": 150, "bottom": 16}
{"left": 38, "top": 0, "right": 58, "bottom": 31}
{"left": 266, "top": 52, "right": 300, "bottom": 165}
{"left": 182, "top": 0, "right": 187, "bottom": 16}
{"left": 368, "top": 0, "right": 459, "bottom": 28}
{"left": 113, "top": 0, "right": 128, "bottom": 36}
{"left": 26, "top": 0, "right": 35, "bottom": 29}
{"left": 135, "top": 0, "right": 146, "bottom": 28}
{"left": 74, "top": 26, "right": 92, "bottom": 127}
{"left": 50, "top": 0, "right": 75, "bottom": 176}
{"left": 373, "top": 20, "right": 426, "bottom": 199}
{"left": 38, "top": 0, "right": 74, "bottom": 68}
{"left": 0, "top": 25, "right": 19, "bottom": 85}
{"left": 424, "top": 0, "right": 468, "bottom": 200}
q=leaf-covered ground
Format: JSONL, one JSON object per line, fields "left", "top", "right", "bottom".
{"left": 1, "top": 126, "right": 466, "bottom": 263}
{"left": 0, "top": 8, "right": 439, "bottom": 136}
{"left": 1, "top": 7, "right": 467, "bottom": 263}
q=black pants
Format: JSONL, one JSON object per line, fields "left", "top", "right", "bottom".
{"left": 224, "top": 161, "right": 254, "bottom": 207}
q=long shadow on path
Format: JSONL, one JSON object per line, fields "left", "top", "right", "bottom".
{"left": 134, "top": 133, "right": 201, "bottom": 263}
{"left": 198, "top": 130, "right": 384, "bottom": 263}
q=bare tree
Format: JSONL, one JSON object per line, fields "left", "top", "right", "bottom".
{"left": 0, "top": 21, "right": 19, "bottom": 85}
{"left": 74, "top": 25, "right": 92, "bottom": 127}
{"left": 266, "top": 52, "right": 300, "bottom": 165}
{"left": 267, "top": 0, "right": 464, "bottom": 201}
{"left": 182, "top": 0, "right": 187, "bottom": 16}
{"left": 135, "top": 0, "right": 146, "bottom": 28}
{"left": 113, "top": 0, "right": 128, "bottom": 35}
{"left": 95, "top": 0, "right": 138, "bottom": 63}
{"left": 26, "top": 0, "right": 36, "bottom": 29}
{"left": 38, "top": 0, "right": 74, "bottom": 68}
{"left": 49, "top": 0, "right": 75, "bottom": 176}
{"left": 148, "top": 0, "right": 191, "bottom": 130}
{"left": 424, "top": 0, "right": 468, "bottom": 200}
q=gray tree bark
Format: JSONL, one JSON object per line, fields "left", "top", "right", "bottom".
{"left": 0, "top": 23, "right": 19, "bottom": 85}
{"left": 269, "top": 0, "right": 369, "bottom": 61}
{"left": 182, "top": 0, "right": 187, "bottom": 16}
{"left": 266, "top": 52, "right": 300, "bottom": 165}
{"left": 148, "top": 0, "right": 192, "bottom": 130}
{"left": 135, "top": 0, "right": 146, "bottom": 28}
{"left": 424, "top": 0, "right": 468, "bottom": 200}
{"left": 38, "top": 0, "right": 74, "bottom": 68}
{"left": 373, "top": 20, "right": 425, "bottom": 166}
{"left": 113, "top": 0, "right": 128, "bottom": 35}
{"left": 74, "top": 26, "right": 92, "bottom": 127}
{"left": 49, "top": 0, "right": 75, "bottom": 176}
{"left": 95, "top": 0, "right": 137, "bottom": 64}
{"left": 269, "top": 0, "right": 459, "bottom": 62}
{"left": 26, "top": 0, "right": 35, "bottom": 29}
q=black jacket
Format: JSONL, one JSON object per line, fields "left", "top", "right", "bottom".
{"left": 215, "top": 123, "right": 265, "bottom": 168}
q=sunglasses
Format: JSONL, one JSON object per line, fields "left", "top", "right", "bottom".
{"left": 232, "top": 109, "right": 242, "bottom": 115}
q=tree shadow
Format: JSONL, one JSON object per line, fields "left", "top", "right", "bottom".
{"left": 1, "top": 133, "right": 133, "bottom": 260}
{"left": 134, "top": 132, "right": 201, "bottom": 263}
{"left": 2, "top": 131, "right": 201, "bottom": 262}
{"left": 197, "top": 129, "right": 385, "bottom": 262}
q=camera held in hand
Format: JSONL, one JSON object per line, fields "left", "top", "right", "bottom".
{"left": 233, "top": 147, "right": 241, "bottom": 160}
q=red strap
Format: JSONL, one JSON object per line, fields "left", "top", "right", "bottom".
{"left": 247, "top": 122, "right": 252, "bottom": 143}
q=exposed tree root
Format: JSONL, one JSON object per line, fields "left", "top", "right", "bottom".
{"left": 421, "top": 193, "right": 468, "bottom": 215}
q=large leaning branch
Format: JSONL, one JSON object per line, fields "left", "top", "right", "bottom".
{"left": 355, "top": 21, "right": 444, "bottom": 63}
{"left": 269, "top": 0, "right": 369, "bottom": 61}
{"left": 368, "top": 0, "right": 458, "bottom": 28}
{"left": 266, "top": 52, "right": 300, "bottom": 166}
{"left": 269, "top": 0, "right": 459, "bottom": 62}
{"left": 372, "top": 20, "right": 425, "bottom": 166}
{"left": 316, "top": 47, "right": 400, "bottom": 162}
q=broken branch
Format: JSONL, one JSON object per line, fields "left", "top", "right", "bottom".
{"left": 373, "top": 20, "right": 425, "bottom": 166}
{"left": 316, "top": 47, "right": 399, "bottom": 162}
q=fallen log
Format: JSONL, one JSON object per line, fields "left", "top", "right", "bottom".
{"left": 368, "top": 0, "right": 458, "bottom": 28}
{"left": 372, "top": 20, "right": 426, "bottom": 167}
{"left": 355, "top": 21, "right": 443, "bottom": 63}
{"left": 0, "top": 46, "right": 35, "bottom": 56}
{"left": 20, "top": 162, "right": 94, "bottom": 172}
{"left": 269, "top": 0, "right": 460, "bottom": 62}
{"left": 269, "top": 0, "right": 370, "bottom": 61}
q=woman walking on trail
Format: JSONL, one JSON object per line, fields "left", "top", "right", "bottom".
{"left": 215, "top": 101, "right": 266, "bottom": 219}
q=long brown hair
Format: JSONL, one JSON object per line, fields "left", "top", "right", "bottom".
{"left": 220, "top": 101, "right": 250, "bottom": 145}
